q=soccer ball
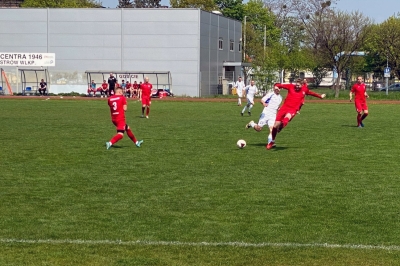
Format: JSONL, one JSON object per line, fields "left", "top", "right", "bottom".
{"left": 237, "top": 139, "right": 246, "bottom": 149}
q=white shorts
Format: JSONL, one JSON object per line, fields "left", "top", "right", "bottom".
{"left": 257, "top": 112, "right": 276, "bottom": 128}
{"left": 237, "top": 89, "right": 243, "bottom": 97}
{"left": 247, "top": 97, "right": 254, "bottom": 105}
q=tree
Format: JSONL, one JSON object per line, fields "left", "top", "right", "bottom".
{"left": 21, "top": 0, "right": 101, "bottom": 7}
{"left": 215, "top": 0, "right": 244, "bottom": 21}
{"left": 118, "top": 0, "right": 133, "bottom": 7}
{"left": 264, "top": 0, "right": 339, "bottom": 28}
{"left": 170, "top": 0, "right": 217, "bottom": 11}
{"left": 301, "top": 9, "right": 371, "bottom": 97}
{"left": 364, "top": 16, "right": 400, "bottom": 79}
{"left": 263, "top": 0, "right": 339, "bottom": 83}
{"left": 133, "top": 0, "right": 161, "bottom": 8}
{"left": 242, "top": 0, "right": 280, "bottom": 84}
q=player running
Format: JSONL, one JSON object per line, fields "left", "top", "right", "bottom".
{"left": 234, "top": 76, "right": 245, "bottom": 106}
{"left": 266, "top": 78, "right": 326, "bottom": 150}
{"left": 245, "top": 86, "right": 282, "bottom": 145}
{"left": 140, "top": 77, "right": 152, "bottom": 118}
{"left": 106, "top": 87, "right": 143, "bottom": 150}
{"left": 349, "top": 76, "right": 369, "bottom": 128}
{"left": 241, "top": 80, "right": 258, "bottom": 116}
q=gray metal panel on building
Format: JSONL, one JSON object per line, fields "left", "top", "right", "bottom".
{"left": 0, "top": 8, "right": 47, "bottom": 21}
{"left": 123, "top": 34, "right": 198, "bottom": 48}
{"left": 199, "top": 10, "right": 242, "bottom": 96}
{"left": 124, "top": 48, "right": 198, "bottom": 61}
{"left": 49, "top": 8, "right": 121, "bottom": 22}
{"left": 49, "top": 35, "right": 118, "bottom": 47}
{"left": 123, "top": 8, "right": 199, "bottom": 22}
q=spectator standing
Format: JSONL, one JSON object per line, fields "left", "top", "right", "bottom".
{"left": 108, "top": 73, "right": 117, "bottom": 96}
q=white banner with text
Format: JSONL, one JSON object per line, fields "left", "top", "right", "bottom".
{"left": 0, "top": 53, "right": 55, "bottom": 66}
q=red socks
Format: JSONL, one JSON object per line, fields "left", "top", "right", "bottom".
{"left": 361, "top": 113, "right": 368, "bottom": 121}
{"left": 110, "top": 134, "right": 123, "bottom": 145}
{"left": 357, "top": 114, "right": 362, "bottom": 126}
{"left": 146, "top": 107, "right": 150, "bottom": 116}
{"left": 126, "top": 128, "right": 137, "bottom": 143}
{"left": 271, "top": 127, "right": 278, "bottom": 140}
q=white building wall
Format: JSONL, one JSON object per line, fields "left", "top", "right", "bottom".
{"left": 0, "top": 8, "right": 241, "bottom": 96}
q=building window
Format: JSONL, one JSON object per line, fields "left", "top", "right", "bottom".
{"left": 219, "top": 38, "right": 223, "bottom": 50}
{"left": 238, "top": 42, "right": 241, "bottom": 52}
{"left": 230, "top": 40, "right": 234, "bottom": 51}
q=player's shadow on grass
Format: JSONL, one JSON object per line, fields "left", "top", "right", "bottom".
{"left": 249, "top": 143, "right": 288, "bottom": 151}
{"left": 110, "top": 145, "right": 123, "bottom": 149}
{"left": 341, "top": 124, "right": 359, "bottom": 128}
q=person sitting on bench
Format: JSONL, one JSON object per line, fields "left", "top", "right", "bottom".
{"left": 39, "top": 79, "right": 47, "bottom": 96}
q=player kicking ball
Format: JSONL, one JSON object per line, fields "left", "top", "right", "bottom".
{"left": 266, "top": 78, "right": 326, "bottom": 150}
{"left": 106, "top": 87, "right": 143, "bottom": 150}
{"left": 246, "top": 86, "right": 282, "bottom": 145}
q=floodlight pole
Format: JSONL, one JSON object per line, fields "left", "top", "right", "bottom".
{"left": 243, "top": 16, "right": 247, "bottom": 62}
{"left": 385, "top": 55, "right": 389, "bottom": 95}
{"left": 264, "top": 25, "right": 266, "bottom": 57}
{"left": 16, "top": 66, "right": 18, "bottom": 94}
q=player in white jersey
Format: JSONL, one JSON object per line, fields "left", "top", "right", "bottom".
{"left": 241, "top": 80, "right": 258, "bottom": 116}
{"left": 245, "top": 86, "right": 282, "bottom": 144}
{"left": 234, "top": 76, "right": 245, "bottom": 106}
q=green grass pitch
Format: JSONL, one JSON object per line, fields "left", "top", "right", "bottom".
{"left": 1, "top": 98, "right": 400, "bottom": 265}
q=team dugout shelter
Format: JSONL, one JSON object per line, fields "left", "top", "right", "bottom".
{"left": 85, "top": 71, "right": 172, "bottom": 95}
{"left": 19, "top": 68, "right": 50, "bottom": 96}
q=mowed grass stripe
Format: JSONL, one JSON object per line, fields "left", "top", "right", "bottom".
{"left": 2, "top": 238, "right": 400, "bottom": 251}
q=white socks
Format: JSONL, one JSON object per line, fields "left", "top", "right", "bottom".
{"left": 268, "top": 134, "right": 272, "bottom": 143}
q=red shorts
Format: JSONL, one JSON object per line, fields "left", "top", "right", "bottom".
{"left": 275, "top": 106, "right": 297, "bottom": 122}
{"left": 112, "top": 120, "right": 126, "bottom": 131}
{"left": 355, "top": 101, "right": 368, "bottom": 112}
{"left": 142, "top": 96, "right": 151, "bottom": 106}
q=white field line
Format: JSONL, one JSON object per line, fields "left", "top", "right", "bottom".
{"left": 1, "top": 239, "right": 400, "bottom": 251}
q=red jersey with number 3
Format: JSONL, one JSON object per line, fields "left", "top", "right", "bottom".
{"left": 141, "top": 82, "right": 152, "bottom": 98}
{"left": 108, "top": 95, "right": 126, "bottom": 121}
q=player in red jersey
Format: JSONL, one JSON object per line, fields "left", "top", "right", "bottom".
{"left": 350, "top": 76, "right": 369, "bottom": 128}
{"left": 266, "top": 78, "right": 326, "bottom": 150}
{"left": 125, "top": 81, "right": 132, "bottom": 98}
{"left": 106, "top": 87, "right": 143, "bottom": 150}
{"left": 140, "top": 77, "right": 152, "bottom": 118}
{"left": 101, "top": 80, "right": 108, "bottom": 98}
{"left": 132, "top": 81, "right": 139, "bottom": 98}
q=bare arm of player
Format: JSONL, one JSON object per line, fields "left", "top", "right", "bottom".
{"left": 349, "top": 91, "right": 353, "bottom": 102}
{"left": 365, "top": 91, "right": 369, "bottom": 98}
{"left": 123, "top": 104, "right": 127, "bottom": 111}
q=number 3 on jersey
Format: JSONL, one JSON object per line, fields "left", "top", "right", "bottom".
{"left": 113, "top": 102, "right": 117, "bottom": 110}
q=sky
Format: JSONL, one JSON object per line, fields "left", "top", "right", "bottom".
{"left": 100, "top": 0, "right": 399, "bottom": 24}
